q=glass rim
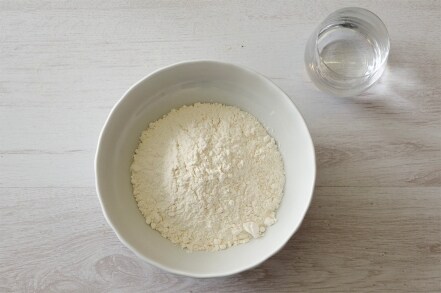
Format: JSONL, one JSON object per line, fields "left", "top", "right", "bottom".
{"left": 313, "top": 7, "right": 390, "bottom": 79}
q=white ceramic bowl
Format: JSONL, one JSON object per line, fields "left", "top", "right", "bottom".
{"left": 95, "top": 61, "right": 316, "bottom": 278}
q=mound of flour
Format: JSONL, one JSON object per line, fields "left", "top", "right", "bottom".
{"left": 131, "top": 103, "right": 285, "bottom": 251}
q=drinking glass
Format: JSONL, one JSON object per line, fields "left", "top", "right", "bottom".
{"left": 305, "top": 7, "right": 390, "bottom": 97}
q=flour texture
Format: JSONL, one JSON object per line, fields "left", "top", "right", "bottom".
{"left": 131, "top": 103, "right": 285, "bottom": 251}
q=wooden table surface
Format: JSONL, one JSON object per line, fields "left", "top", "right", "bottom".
{"left": 1, "top": 1, "right": 440, "bottom": 292}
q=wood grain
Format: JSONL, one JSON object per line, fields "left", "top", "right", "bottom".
{"left": 1, "top": 0, "right": 440, "bottom": 292}
{"left": 1, "top": 187, "right": 439, "bottom": 292}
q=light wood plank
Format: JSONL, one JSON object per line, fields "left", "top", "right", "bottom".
{"left": 1, "top": 0, "right": 440, "bottom": 291}
{"left": 1, "top": 187, "right": 439, "bottom": 292}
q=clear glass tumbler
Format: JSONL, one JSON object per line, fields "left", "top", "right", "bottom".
{"left": 305, "top": 7, "right": 390, "bottom": 97}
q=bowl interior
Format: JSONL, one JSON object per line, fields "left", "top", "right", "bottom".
{"left": 96, "top": 61, "right": 315, "bottom": 277}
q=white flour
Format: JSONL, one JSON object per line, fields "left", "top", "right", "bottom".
{"left": 131, "top": 103, "right": 285, "bottom": 251}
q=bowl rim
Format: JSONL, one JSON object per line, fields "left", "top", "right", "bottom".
{"left": 95, "top": 60, "right": 316, "bottom": 278}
